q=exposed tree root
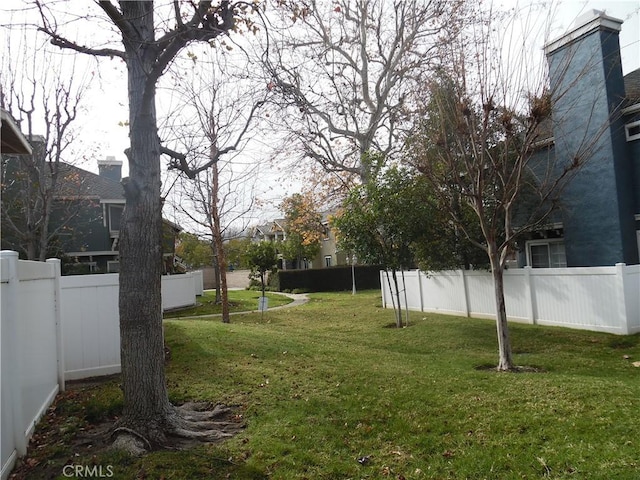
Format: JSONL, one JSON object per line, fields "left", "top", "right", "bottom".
{"left": 111, "top": 426, "right": 152, "bottom": 451}
{"left": 111, "top": 430, "right": 149, "bottom": 456}
{"left": 177, "top": 402, "right": 231, "bottom": 421}
{"left": 110, "top": 402, "right": 244, "bottom": 455}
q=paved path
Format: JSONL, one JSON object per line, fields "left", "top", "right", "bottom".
{"left": 168, "top": 291, "right": 309, "bottom": 320}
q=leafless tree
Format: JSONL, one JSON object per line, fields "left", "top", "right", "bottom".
{"left": 162, "top": 44, "right": 267, "bottom": 323}
{"left": 0, "top": 27, "right": 92, "bottom": 261}
{"left": 168, "top": 164, "right": 259, "bottom": 312}
{"left": 35, "top": 0, "right": 257, "bottom": 451}
{"left": 262, "top": 0, "right": 468, "bottom": 184}
{"left": 407, "top": 3, "right": 619, "bottom": 370}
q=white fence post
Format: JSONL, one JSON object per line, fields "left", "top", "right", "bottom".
{"left": 47, "top": 258, "right": 65, "bottom": 391}
{"left": 193, "top": 270, "right": 204, "bottom": 296}
{"left": 417, "top": 271, "right": 424, "bottom": 312}
{"left": 523, "top": 266, "right": 536, "bottom": 325}
{"left": 380, "top": 270, "right": 387, "bottom": 308}
{"left": 615, "top": 263, "right": 630, "bottom": 335}
{"left": 0, "top": 251, "right": 27, "bottom": 457}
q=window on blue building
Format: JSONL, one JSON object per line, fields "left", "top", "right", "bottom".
{"left": 527, "top": 240, "right": 567, "bottom": 268}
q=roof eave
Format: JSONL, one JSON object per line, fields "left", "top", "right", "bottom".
{"left": 1, "top": 109, "right": 32, "bottom": 155}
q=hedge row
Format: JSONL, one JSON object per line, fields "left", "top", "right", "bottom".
{"left": 272, "top": 265, "right": 382, "bottom": 292}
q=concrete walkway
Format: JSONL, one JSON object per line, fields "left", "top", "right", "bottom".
{"left": 167, "top": 291, "right": 309, "bottom": 320}
{"left": 267, "top": 292, "right": 309, "bottom": 311}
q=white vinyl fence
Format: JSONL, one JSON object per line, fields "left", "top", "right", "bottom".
{"left": 381, "top": 264, "right": 640, "bottom": 335}
{"left": 61, "top": 270, "right": 201, "bottom": 380}
{"left": 1, "top": 253, "right": 62, "bottom": 480}
{"left": 0, "top": 251, "right": 203, "bottom": 480}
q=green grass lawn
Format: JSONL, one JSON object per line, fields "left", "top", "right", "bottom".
{"left": 19, "top": 290, "right": 640, "bottom": 479}
{"left": 163, "top": 289, "right": 293, "bottom": 318}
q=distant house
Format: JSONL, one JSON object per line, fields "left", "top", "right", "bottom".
{"left": 251, "top": 219, "right": 287, "bottom": 243}
{"left": 516, "top": 10, "right": 640, "bottom": 268}
{"left": 56, "top": 157, "right": 182, "bottom": 273}
{"left": 56, "top": 157, "right": 127, "bottom": 272}
{"left": 1, "top": 151, "right": 182, "bottom": 273}
{"left": 251, "top": 213, "right": 347, "bottom": 269}
{"left": 311, "top": 212, "right": 348, "bottom": 268}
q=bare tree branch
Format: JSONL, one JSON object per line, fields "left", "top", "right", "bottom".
{"left": 263, "top": 0, "right": 469, "bottom": 183}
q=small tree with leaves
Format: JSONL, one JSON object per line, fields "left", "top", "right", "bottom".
{"left": 333, "top": 165, "right": 463, "bottom": 327}
{"left": 279, "top": 192, "right": 324, "bottom": 269}
{"left": 175, "top": 231, "right": 214, "bottom": 269}
{"left": 224, "top": 235, "right": 252, "bottom": 269}
{"left": 246, "top": 240, "right": 278, "bottom": 298}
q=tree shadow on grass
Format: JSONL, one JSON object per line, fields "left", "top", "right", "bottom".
{"left": 474, "top": 363, "right": 547, "bottom": 373}
{"left": 382, "top": 322, "right": 417, "bottom": 329}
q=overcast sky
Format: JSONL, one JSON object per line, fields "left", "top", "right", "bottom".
{"left": 549, "top": 0, "right": 639, "bottom": 73}
{"left": 18, "top": 1, "right": 637, "bottom": 163}
{"left": 2, "top": 0, "right": 639, "bottom": 228}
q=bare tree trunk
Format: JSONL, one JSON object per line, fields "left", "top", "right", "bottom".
{"left": 212, "top": 247, "right": 221, "bottom": 303}
{"left": 37, "top": 191, "right": 54, "bottom": 262}
{"left": 210, "top": 154, "right": 230, "bottom": 323}
{"left": 488, "top": 247, "right": 514, "bottom": 371}
{"left": 26, "top": 237, "right": 37, "bottom": 261}
{"left": 391, "top": 269, "right": 403, "bottom": 328}
{"left": 34, "top": 0, "right": 244, "bottom": 454}
{"left": 24, "top": 149, "right": 42, "bottom": 261}
{"left": 117, "top": 1, "right": 173, "bottom": 442}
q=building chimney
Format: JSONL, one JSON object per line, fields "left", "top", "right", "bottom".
{"left": 97, "top": 156, "right": 123, "bottom": 183}
{"left": 544, "top": 10, "right": 623, "bottom": 58}
{"left": 542, "top": 9, "right": 638, "bottom": 266}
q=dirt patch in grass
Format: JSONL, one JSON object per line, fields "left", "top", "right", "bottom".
{"left": 608, "top": 335, "right": 639, "bottom": 349}
{"left": 382, "top": 322, "right": 416, "bottom": 329}
{"left": 474, "top": 363, "right": 546, "bottom": 373}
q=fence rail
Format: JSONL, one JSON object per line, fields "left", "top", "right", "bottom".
{"left": 0, "top": 251, "right": 203, "bottom": 480}
{"left": 381, "top": 264, "right": 640, "bottom": 335}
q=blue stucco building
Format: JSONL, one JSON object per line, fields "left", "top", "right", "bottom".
{"left": 518, "top": 10, "right": 640, "bottom": 268}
